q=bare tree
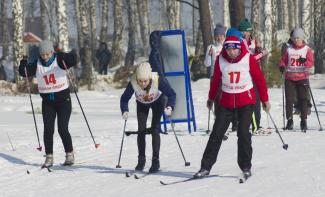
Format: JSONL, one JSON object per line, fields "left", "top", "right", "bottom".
{"left": 74, "top": 0, "right": 82, "bottom": 50}
{"left": 110, "top": 0, "right": 124, "bottom": 68}
{"left": 314, "top": 0, "right": 325, "bottom": 73}
{"left": 57, "top": 0, "right": 69, "bottom": 51}
{"left": 89, "top": 0, "right": 97, "bottom": 63}
{"left": 136, "top": 0, "right": 150, "bottom": 56}
{"left": 282, "top": 0, "right": 289, "bottom": 33}
{"left": 79, "top": 0, "right": 93, "bottom": 89}
{"left": 251, "top": 0, "right": 260, "bottom": 40}
{"left": 124, "top": 0, "right": 137, "bottom": 67}
{"left": 223, "top": 0, "right": 230, "bottom": 28}
{"left": 263, "top": 0, "right": 276, "bottom": 58}
{"left": 198, "top": 0, "right": 213, "bottom": 53}
{"left": 12, "top": 0, "right": 24, "bottom": 83}
{"left": 165, "top": 0, "right": 181, "bottom": 29}
{"left": 40, "top": 0, "right": 49, "bottom": 40}
{"left": 1, "top": 0, "right": 10, "bottom": 59}
{"left": 99, "top": 0, "right": 109, "bottom": 43}
{"left": 302, "top": 0, "right": 312, "bottom": 43}
{"left": 229, "top": 0, "right": 245, "bottom": 28}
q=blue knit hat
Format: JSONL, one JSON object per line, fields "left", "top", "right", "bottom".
{"left": 226, "top": 28, "right": 244, "bottom": 40}
{"left": 214, "top": 24, "right": 226, "bottom": 36}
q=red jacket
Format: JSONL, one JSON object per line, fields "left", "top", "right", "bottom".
{"left": 279, "top": 43, "right": 314, "bottom": 81}
{"left": 208, "top": 44, "right": 269, "bottom": 109}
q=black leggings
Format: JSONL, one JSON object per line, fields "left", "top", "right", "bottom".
{"left": 42, "top": 97, "right": 73, "bottom": 154}
{"left": 136, "top": 96, "right": 165, "bottom": 159}
{"left": 201, "top": 105, "right": 254, "bottom": 171}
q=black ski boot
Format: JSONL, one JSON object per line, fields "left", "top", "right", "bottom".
{"left": 135, "top": 156, "right": 146, "bottom": 171}
{"left": 300, "top": 119, "right": 307, "bottom": 132}
{"left": 193, "top": 168, "right": 210, "bottom": 179}
{"left": 285, "top": 119, "right": 294, "bottom": 130}
{"left": 149, "top": 157, "right": 160, "bottom": 173}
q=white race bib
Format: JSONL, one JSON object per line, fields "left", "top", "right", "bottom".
{"left": 287, "top": 46, "right": 308, "bottom": 73}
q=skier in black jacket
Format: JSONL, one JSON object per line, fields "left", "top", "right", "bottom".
{"left": 120, "top": 62, "right": 176, "bottom": 173}
{"left": 19, "top": 40, "right": 77, "bottom": 168}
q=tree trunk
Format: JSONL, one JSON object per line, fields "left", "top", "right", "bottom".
{"left": 110, "top": 0, "right": 124, "bottom": 68}
{"left": 223, "top": 0, "right": 231, "bottom": 28}
{"left": 124, "top": 0, "right": 136, "bottom": 67}
{"left": 194, "top": 24, "right": 204, "bottom": 56}
{"left": 12, "top": 0, "right": 24, "bottom": 83}
{"left": 89, "top": 0, "right": 97, "bottom": 65}
{"left": 198, "top": 0, "right": 213, "bottom": 54}
{"left": 74, "top": 0, "right": 82, "bottom": 50}
{"left": 57, "top": 0, "right": 69, "bottom": 52}
{"left": 282, "top": 0, "right": 289, "bottom": 33}
{"left": 314, "top": 0, "right": 325, "bottom": 73}
{"left": 79, "top": 0, "right": 93, "bottom": 89}
{"left": 1, "top": 0, "right": 10, "bottom": 59}
{"left": 229, "top": 0, "right": 245, "bottom": 28}
{"left": 302, "top": 0, "right": 312, "bottom": 44}
{"left": 251, "top": 0, "right": 260, "bottom": 40}
{"left": 165, "top": 0, "right": 180, "bottom": 29}
{"left": 136, "top": 0, "right": 149, "bottom": 56}
{"left": 287, "top": 0, "right": 295, "bottom": 30}
{"left": 99, "top": 0, "right": 109, "bottom": 43}
{"left": 40, "top": 0, "right": 49, "bottom": 40}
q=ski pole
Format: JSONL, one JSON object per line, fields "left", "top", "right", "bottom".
{"left": 62, "top": 61, "right": 100, "bottom": 149}
{"left": 306, "top": 82, "right": 323, "bottom": 131}
{"left": 24, "top": 67, "right": 42, "bottom": 152}
{"left": 116, "top": 119, "right": 127, "bottom": 168}
{"left": 268, "top": 112, "right": 288, "bottom": 150}
{"left": 282, "top": 73, "right": 286, "bottom": 130}
{"left": 168, "top": 117, "right": 190, "bottom": 166}
{"left": 206, "top": 109, "right": 211, "bottom": 134}
{"left": 6, "top": 132, "right": 15, "bottom": 151}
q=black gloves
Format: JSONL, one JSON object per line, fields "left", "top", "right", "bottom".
{"left": 20, "top": 59, "right": 28, "bottom": 67}
{"left": 207, "top": 100, "right": 213, "bottom": 110}
{"left": 298, "top": 57, "right": 307, "bottom": 64}
{"left": 279, "top": 67, "right": 285, "bottom": 73}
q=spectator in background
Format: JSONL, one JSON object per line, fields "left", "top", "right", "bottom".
{"left": 96, "top": 42, "right": 112, "bottom": 75}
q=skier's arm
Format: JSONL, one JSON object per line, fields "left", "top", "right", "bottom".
{"left": 208, "top": 56, "right": 222, "bottom": 101}
{"left": 18, "top": 57, "right": 37, "bottom": 77}
{"left": 158, "top": 77, "right": 176, "bottom": 109}
{"left": 120, "top": 82, "right": 134, "bottom": 113}
{"left": 57, "top": 50, "right": 78, "bottom": 70}
{"left": 249, "top": 55, "right": 269, "bottom": 103}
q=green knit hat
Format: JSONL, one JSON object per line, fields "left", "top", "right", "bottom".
{"left": 238, "top": 19, "right": 253, "bottom": 32}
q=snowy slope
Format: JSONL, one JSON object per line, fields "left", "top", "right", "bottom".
{"left": 0, "top": 76, "right": 324, "bottom": 197}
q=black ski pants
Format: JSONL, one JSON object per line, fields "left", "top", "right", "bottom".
{"left": 137, "top": 96, "right": 165, "bottom": 159}
{"left": 42, "top": 97, "right": 73, "bottom": 154}
{"left": 201, "top": 105, "right": 254, "bottom": 171}
{"left": 285, "top": 79, "right": 309, "bottom": 120}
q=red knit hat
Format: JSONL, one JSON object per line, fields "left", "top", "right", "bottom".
{"left": 224, "top": 36, "right": 241, "bottom": 49}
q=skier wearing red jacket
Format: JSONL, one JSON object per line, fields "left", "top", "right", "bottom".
{"left": 194, "top": 36, "right": 270, "bottom": 179}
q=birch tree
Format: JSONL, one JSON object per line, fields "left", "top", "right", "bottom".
{"left": 40, "top": 0, "right": 49, "bottom": 40}
{"left": 57, "top": 0, "right": 69, "bottom": 52}
{"left": 263, "top": 0, "right": 274, "bottom": 52}
{"left": 136, "top": 0, "right": 150, "bottom": 55}
{"left": 99, "top": 0, "right": 109, "bottom": 43}
{"left": 79, "top": 1, "right": 93, "bottom": 89}
{"left": 282, "top": 0, "right": 289, "bottom": 33}
{"left": 223, "top": 0, "right": 231, "bottom": 28}
{"left": 74, "top": 0, "right": 82, "bottom": 50}
{"left": 165, "top": 0, "right": 180, "bottom": 29}
{"left": 251, "top": 0, "right": 260, "bottom": 40}
{"left": 198, "top": 0, "right": 213, "bottom": 53}
{"left": 124, "top": 0, "right": 136, "bottom": 67}
{"left": 301, "top": 0, "right": 312, "bottom": 43}
{"left": 12, "top": 0, "right": 24, "bottom": 83}
{"left": 110, "top": 0, "right": 124, "bottom": 68}
{"left": 1, "top": 0, "right": 10, "bottom": 59}
{"left": 89, "top": 0, "right": 97, "bottom": 62}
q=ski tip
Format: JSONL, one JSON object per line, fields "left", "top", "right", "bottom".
{"left": 95, "top": 144, "right": 100, "bottom": 149}
{"left": 26, "top": 170, "right": 30, "bottom": 174}
{"left": 125, "top": 171, "right": 132, "bottom": 177}
{"left": 160, "top": 180, "right": 167, "bottom": 185}
{"left": 37, "top": 146, "right": 42, "bottom": 151}
{"left": 134, "top": 174, "right": 140, "bottom": 179}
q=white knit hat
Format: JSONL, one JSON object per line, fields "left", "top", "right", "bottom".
{"left": 136, "top": 62, "right": 152, "bottom": 80}
{"left": 39, "top": 40, "right": 54, "bottom": 54}
{"left": 292, "top": 28, "right": 305, "bottom": 39}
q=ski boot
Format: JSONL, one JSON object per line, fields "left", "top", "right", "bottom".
{"left": 193, "top": 168, "right": 210, "bottom": 179}
{"left": 63, "top": 152, "right": 74, "bottom": 166}
{"left": 285, "top": 119, "right": 294, "bottom": 130}
{"left": 135, "top": 156, "right": 146, "bottom": 171}
{"left": 42, "top": 154, "right": 53, "bottom": 168}
{"left": 149, "top": 157, "right": 160, "bottom": 173}
{"left": 300, "top": 119, "right": 307, "bottom": 133}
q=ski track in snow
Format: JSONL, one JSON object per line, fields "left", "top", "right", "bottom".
{"left": 0, "top": 77, "right": 325, "bottom": 197}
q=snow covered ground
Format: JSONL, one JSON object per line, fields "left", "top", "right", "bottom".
{"left": 0, "top": 75, "right": 324, "bottom": 197}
